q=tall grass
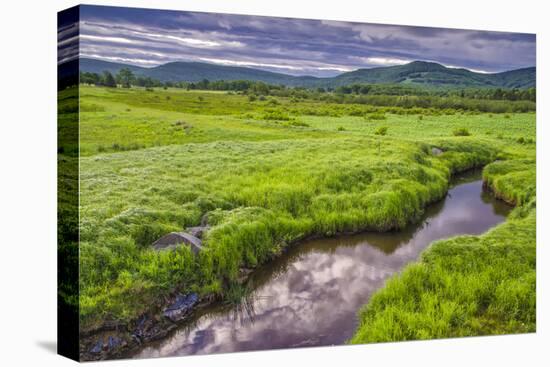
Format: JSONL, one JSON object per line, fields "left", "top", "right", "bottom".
{"left": 80, "top": 137, "right": 498, "bottom": 328}
{"left": 350, "top": 157, "right": 536, "bottom": 343}
{"left": 76, "top": 86, "right": 535, "bottom": 334}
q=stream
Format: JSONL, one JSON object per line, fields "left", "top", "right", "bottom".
{"left": 135, "top": 170, "right": 512, "bottom": 358}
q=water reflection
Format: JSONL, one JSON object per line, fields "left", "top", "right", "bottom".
{"left": 135, "top": 171, "right": 512, "bottom": 358}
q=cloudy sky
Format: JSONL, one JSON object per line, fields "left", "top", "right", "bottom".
{"left": 65, "top": 5, "right": 535, "bottom": 76}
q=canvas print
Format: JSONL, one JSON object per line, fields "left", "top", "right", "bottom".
{"left": 57, "top": 4, "right": 536, "bottom": 361}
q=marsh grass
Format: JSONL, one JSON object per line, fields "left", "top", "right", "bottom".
{"left": 76, "top": 86, "right": 536, "bottom": 334}
{"left": 453, "top": 127, "right": 471, "bottom": 136}
{"left": 374, "top": 126, "right": 388, "bottom": 136}
{"left": 350, "top": 156, "right": 536, "bottom": 343}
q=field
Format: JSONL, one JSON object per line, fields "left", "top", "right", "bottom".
{"left": 70, "top": 85, "right": 535, "bottom": 338}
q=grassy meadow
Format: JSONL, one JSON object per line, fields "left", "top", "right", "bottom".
{"left": 72, "top": 85, "right": 535, "bottom": 337}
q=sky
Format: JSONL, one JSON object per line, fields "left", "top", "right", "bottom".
{"left": 61, "top": 5, "right": 536, "bottom": 77}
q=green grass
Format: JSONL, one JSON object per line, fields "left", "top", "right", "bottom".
{"left": 79, "top": 87, "right": 347, "bottom": 156}
{"left": 79, "top": 86, "right": 536, "bottom": 155}
{"left": 453, "top": 127, "right": 471, "bottom": 136}
{"left": 483, "top": 159, "right": 536, "bottom": 205}
{"left": 350, "top": 151, "right": 536, "bottom": 343}
{"left": 75, "top": 85, "right": 535, "bottom": 335}
{"left": 80, "top": 137, "right": 494, "bottom": 327}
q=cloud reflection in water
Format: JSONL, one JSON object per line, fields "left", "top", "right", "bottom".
{"left": 136, "top": 175, "right": 511, "bottom": 357}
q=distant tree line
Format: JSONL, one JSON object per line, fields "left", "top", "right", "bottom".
{"left": 80, "top": 68, "right": 163, "bottom": 89}
{"left": 333, "top": 83, "right": 536, "bottom": 102}
{"left": 318, "top": 94, "right": 535, "bottom": 113}
{"left": 455, "top": 87, "right": 536, "bottom": 102}
{"left": 191, "top": 80, "right": 536, "bottom": 103}
{"left": 79, "top": 70, "right": 535, "bottom": 112}
{"left": 80, "top": 70, "right": 535, "bottom": 102}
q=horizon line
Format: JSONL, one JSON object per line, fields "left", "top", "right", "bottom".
{"left": 75, "top": 55, "right": 536, "bottom": 78}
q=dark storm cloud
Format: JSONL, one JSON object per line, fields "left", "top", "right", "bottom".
{"left": 74, "top": 5, "right": 535, "bottom": 76}
{"left": 57, "top": 21, "right": 79, "bottom": 64}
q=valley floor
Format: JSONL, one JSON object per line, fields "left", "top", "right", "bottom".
{"left": 62, "top": 86, "right": 535, "bottom": 346}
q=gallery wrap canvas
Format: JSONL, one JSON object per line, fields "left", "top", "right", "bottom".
{"left": 57, "top": 4, "right": 536, "bottom": 362}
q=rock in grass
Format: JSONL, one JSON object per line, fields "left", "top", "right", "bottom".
{"left": 431, "top": 147, "right": 443, "bottom": 156}
{"left": 187, "top": 226, "right": 209, "bottom": 239}
{"left": 163, "top": 293, "right": 199, "bottom": 322}
{"left": 152, "top": 232, "right": 203, "bottom": 254}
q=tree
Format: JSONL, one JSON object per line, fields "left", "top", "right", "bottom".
{"left": 117, "top": 68, "right": 135, "bottom": 88}
{"left": 102, "top": 71, "right": 117, "bottom": 88}
{"left": 80, "top": 71, "right": 100, "bottom": 85}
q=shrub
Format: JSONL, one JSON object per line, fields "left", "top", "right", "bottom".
{"left": 517, "top": 137, "right": 525, "bottom": 144}
{"left": 288, "top": 120, "right": 309, "bottom": 127}
{"left": 366, "top": 112, "right": 387, "bottom": 121}
{"left": 263, "top": 110, "right": 291, "bottom": 121}
{"left": 374, "top": 126, "right": 388, "bottom": 136}
{"left": 453, "top": 127, "right": 471, "bottom": 136}
{"left": 338, "top": 126, "right": 346, "bottom": 131}
{"left": 348, "top": 106, "right": 366, "bottom": 116}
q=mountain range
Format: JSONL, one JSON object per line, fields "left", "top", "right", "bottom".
{"left": 79, "top": 58, "right": 536, "bottom": 89}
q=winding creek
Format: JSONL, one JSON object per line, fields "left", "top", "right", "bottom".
{"left": 134, "top": 170, "right": 512, "bottom": 358}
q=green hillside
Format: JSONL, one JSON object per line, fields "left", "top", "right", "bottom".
{"left": 79, "top": 58, "right": 535, "bottom": 89}
{"left": 326, "top": 61, "right": 535, "bottom": 88}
